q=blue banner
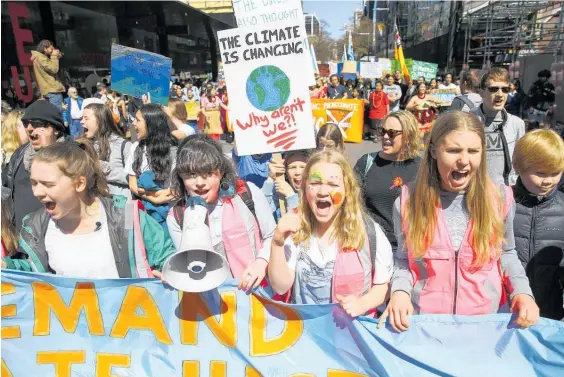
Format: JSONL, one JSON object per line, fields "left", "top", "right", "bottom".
{"left": 110, "top": 44, "right": 172, "bottom": 106}
{"left": 2, "top": 271, "right": 563, "bottom": 377}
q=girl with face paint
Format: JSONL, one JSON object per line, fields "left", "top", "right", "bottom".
{"left": 267, "top": 150, "right": 393, "bottom": 316}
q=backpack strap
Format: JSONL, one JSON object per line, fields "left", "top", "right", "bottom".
{"left": 459, "top": 94, "right": 475, "bottom": 110}
{"left": 173, "top": 199, "right": 185, "bottom": 229}
{"left": 235, "top": 179, "right": 262, "bottom": 238}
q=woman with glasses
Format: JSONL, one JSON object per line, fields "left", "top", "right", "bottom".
{"left": 354, "top": 111, "right": 421, "bottom": 252}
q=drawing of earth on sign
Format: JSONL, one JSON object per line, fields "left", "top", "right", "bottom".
{"left": 246, "top": 66, "right": 291, "bottom": 111}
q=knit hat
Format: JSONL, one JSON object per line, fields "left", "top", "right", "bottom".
{"left": 22, "top": 100, "right": 65, "bottom": 133}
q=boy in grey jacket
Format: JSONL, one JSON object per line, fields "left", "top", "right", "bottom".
{"left": 471, "top": 67, "right": 525, "bottom": 186}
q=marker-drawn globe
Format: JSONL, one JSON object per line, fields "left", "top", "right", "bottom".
{"left": 246, "top": 65, "right": 291, "bottom": 111}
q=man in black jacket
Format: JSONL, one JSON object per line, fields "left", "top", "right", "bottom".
{"left": 2, "top": 100, "right": 68, "bottom": 231}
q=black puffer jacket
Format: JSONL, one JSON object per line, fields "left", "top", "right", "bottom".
{"left": 513, "top": 178, "right": 564, "bottom": 320}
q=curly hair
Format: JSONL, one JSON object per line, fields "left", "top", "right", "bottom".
{"left": 171, "top": 134, "right": 237, "bottom": 198}
{"left": 293, "top": 150, "right": 368, "bottom": 251}
{"left": 132, "top": 104, "right": 177, "bottom": 184}
{"left": 83, "top": 103, "right": 124, "bottom": 161}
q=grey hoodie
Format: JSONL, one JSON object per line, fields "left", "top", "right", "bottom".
{"left": 99, "top": 134, "right": 132, "bottom": 198}
{"left": 471, "top": 105, "right": 525, "bottom": 186}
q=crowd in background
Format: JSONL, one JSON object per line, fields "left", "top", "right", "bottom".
{"left": 2, "top": 39, "right": 564, "bottom": 329}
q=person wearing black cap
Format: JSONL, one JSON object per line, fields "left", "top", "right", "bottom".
{"left": 1, "top": 100, "right": 69, "bottom": 231}
{"left": 527, "top": 69, "right": 555, "bottom": 130}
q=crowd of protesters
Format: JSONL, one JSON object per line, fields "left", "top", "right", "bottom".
{"left": 1, "top": 39, "right": 563, "bottom": 328}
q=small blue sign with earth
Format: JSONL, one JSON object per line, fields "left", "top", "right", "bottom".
{"left": 246, "top": 65, "right": 291, "bottom": 112}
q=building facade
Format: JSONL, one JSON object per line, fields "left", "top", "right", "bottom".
{"left": 304, "top": 13, "right": 320, "bottom": 36}
{"left": 2, "top": 1, "right": 230, "bottom": 104}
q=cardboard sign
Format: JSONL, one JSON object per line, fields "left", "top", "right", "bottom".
{"left": 360, "top": 62, "right": 382, "bottom": 79}
{"left": 232, "top": 0, "right": 315, "bottom": 86}
{"left": 185, "top": 101, "right": 200, "bottom": 121}
{"left": 217, "top": 20, "right": 316, "bottom": 155}
{"left": 311, "top": 99, "right": 364, "bottom": 143}
{"left": 110, "top": 44, "right": 172, "bottom": 106}
{"left": 342, "top": 61, "right": 358, "bottom": 74}
{"left": 379, "top": 58, "right": 392, "bottom": 76}
{"left": 411, "top": 60, "right": 438, "bottom": 81}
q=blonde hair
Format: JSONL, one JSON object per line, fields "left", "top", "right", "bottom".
{"left": 33, "top": 138, "right": 110, "bottom": 200}
{"left": 293, "top": 150, "right": 367, "bottom": 251}
{"left": 513, "top": 129, "right": 564, "bottom": 174}
{"left": 1, "top": 111, "right": 24, "bottom": 158}
{"left": 382, "top": 110, "right": 421, "bottom": 160}
{"left": 405, "top": 111, "right": 504, "bottom": 267}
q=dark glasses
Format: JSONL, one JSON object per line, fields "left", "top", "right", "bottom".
{"left": 23, "top": 119, "right": 48, "bottom": 128}
{"left": 486, "top": 86, "right": 510, "bottom": 94}
{"left": 378, "top": 127, "right": 403, "bottom": 139}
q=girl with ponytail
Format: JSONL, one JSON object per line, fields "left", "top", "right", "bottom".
{"left": 1, "top": 139, "right": 176, "bottom": 278}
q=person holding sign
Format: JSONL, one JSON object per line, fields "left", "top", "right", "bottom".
{"left": 1, "top": 139, "right": 176, "bottom": 278}
{"left": 268, "top": 150, "right": 393, "bottom": 316}
{"left": 380, "top": 111, "right": 538, "bottom": 332}
{"left": 167, "top": 135, "right": 276, "bottom": 291}
{"left": 164, "top": 98, "right": 196, "bottom": 140}
{"left": 200, "top": 87, "right": 229, "bottom": 141}
{"left": 262, "top": 149, "right": 312, "bottom": 221}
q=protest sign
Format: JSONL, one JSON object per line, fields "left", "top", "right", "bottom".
{"left": 311, "top": 99, "right": 364, "bottom": 143}
{"left": 433, "top": 88, "right": 458, "bottom": 105}
{"left": 110, "top": 44, "right": 172, "bottom": 106}
{"left": 217, "top": 21, "right": 316, "bottom": 155}
{"left": 410, "top": 60, "right": 438, "bottom": 81}
{"left": 360, "top": 62, "right": 382, "bottom": 79}
{"left": 2, "top": 270, "right": 564, "bottom": 377}
{"left": 232, "top": 0, "right": 315, "bottom": 85}
{"left": 378, "top": 58, "right": 392, "bottom": 76}
{"left": 185, "top": 101, "right": 200, "bottom": 121}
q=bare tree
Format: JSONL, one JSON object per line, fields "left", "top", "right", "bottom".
{"left": 308, "top": 19, "right": 337, "bottom": 63}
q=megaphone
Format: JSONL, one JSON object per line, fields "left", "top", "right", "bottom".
{"left": 162, "top": 197, "right": 230, "bottom": 292}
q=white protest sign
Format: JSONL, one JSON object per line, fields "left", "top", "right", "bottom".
{"left": 218, "top": 20, "right": 316, "bottom": 156}
{"left": 378, "top": 58, "right": 392, "bottom": 75}
{"left": 360, "top": 62, "right": 382, "bottom": 79}
{"left": 232, "top": 0, "right": 315, "bottom": 85}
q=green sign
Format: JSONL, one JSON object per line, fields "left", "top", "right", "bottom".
{"left": 410, "top": 60, "right": 438, "bottom": 82}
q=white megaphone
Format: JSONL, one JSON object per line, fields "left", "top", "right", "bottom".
{"left": 162, "top": 197, "right": 230, "bottom": 292}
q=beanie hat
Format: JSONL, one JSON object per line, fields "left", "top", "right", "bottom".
{"left": 79, "top": 97, "right": 106, "bottom": 117}
{"left": 22, "top": 100, "right": 65, "bottom": 133}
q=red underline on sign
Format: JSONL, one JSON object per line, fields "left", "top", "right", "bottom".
{"left": 274, "top": 136, "right": 297, "bottom": 148}
{"left": 266, "top": 129, "right": 298, "bottom": 144}
{"left": 282, "top": 141, "right": 295, "bottom": 150}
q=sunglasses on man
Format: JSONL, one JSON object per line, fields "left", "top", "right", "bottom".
{"left": 23, "top": 119, "right": 48, "bottom": 128}
{"left": 486, "top": 86, "right": 510, "bottom": 94}
{"left": 378, "top": 127, "right": 403, "bottom": 139}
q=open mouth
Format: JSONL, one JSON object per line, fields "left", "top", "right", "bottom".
{"left": 451, "top": 171, "right": 469, "bottom": 182}
{"left": 316, "top": 199, "right": 332, "bottom": 212}
{"left": 83, "top": 126, "right": 89, "bottom": 134}
{"left": 382, "top": 140, "right": 393, "bottom": 147}
{"left": 493, "top": 98, "right": 504, "bottom": 106}
{"left": 293, "top": 179, "right": 302, "bottom": 188}
{"left": 43, "top": 201, "right": 56, "bottom": 211}
{"left": 29, "top": 133, "right": 40, "bottom": 141}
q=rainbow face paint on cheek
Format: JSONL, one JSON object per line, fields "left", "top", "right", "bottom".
{"left": 330, "top": 191, "right": 344, "bottom": 207}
